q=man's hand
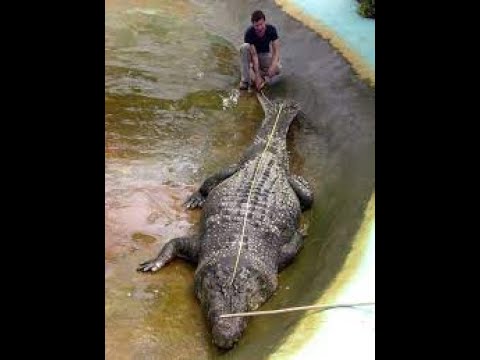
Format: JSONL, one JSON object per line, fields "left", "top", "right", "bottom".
{"left": 255, "top": 74, "right": 265, "bottom": 91}
{"left": 267, "top": 65, "right": 277, "bottom": 78}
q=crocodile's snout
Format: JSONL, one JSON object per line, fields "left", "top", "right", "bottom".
{"left": 211, "top": 316, "right": 247, "bottom": 349}
{"left": 197, "top": 265, "right": 268, "bottom": 350}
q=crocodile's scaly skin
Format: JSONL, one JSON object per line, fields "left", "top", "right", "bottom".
{"left": 138, "top": 98, "right": 313, "bottom": 349}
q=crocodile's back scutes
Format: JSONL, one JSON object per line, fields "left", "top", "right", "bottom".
{"left": 197, "top": 153, "right": 301, "bottom": 276}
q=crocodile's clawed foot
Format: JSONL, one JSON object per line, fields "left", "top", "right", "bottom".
{"left": 137, "top": 259, "right": 164, "bottom": 273}
{"left": 184, "top": 191, "right": 206, "bottom": 209}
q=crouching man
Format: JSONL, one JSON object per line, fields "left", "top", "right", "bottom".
{"left": 239, "top": 10, "right": 282, "bottom": 91}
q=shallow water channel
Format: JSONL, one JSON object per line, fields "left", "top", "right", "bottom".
{"left": 105, "top": 1, "right": 374, "bottom": 359}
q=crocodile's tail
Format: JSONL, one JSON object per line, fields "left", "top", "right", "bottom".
{"left": 256, "top": 91, "right": 300, "bottom": 121}
{"left": 254, "top": 93, "right": 301, "bottom": 145}
{"left": 256, "top": 90, "right": 273, "bottom": 114}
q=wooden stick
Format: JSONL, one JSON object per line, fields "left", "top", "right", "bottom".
{"left": 219, "top": 302, "right": 375, "bottom": 318}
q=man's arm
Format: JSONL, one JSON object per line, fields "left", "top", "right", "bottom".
{"left": 249, "top": 44, "right": 264, "bottom": 89}
{"left": 268, "top": 39, "right": 280, "bottom": 77}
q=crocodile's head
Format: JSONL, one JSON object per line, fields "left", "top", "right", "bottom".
{"left": 195, "top": 263, "right": 274, "bottom": 349}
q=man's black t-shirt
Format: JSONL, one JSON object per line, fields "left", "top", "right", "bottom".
{"left": 244, "top": 24, "right": 278, "bottom": 54}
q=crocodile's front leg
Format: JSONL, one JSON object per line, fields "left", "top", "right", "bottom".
{"left": 278, "top": 230, "right": 305, "bottom": 271}
{"left": 137, "top": 235, "right": 200, "bottom": 272}
{"left": 185, "top": 164, "right": 240, "bottom": 209}
{"left": 289, "top": 175, "right": 314, "bottom": 211}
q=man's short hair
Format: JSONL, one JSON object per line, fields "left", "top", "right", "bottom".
{"left": 251, "top": 10, "right": 265, "bottom": 23}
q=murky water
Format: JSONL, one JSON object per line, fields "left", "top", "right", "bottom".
{"left": 106, "top": 0, "right": 374, "bottom": 359}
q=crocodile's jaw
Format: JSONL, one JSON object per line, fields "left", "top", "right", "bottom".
{"left": 195, "top": 264, "right": 273, "bottom": 349}
{"left": 211, "top": 315, "right": 247, "bottom": 349}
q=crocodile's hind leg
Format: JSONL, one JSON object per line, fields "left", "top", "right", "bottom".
{"left": 137, "top": 235, "right": 199, "bottom": 272}
{"left": 278, "top": 230, "right": 305, "bottom": 271}
{"left": 185, "top": 164, "right": 240, "bottom": 209}
{"left": 289, "top": 175, "right": 314, "bottom": 211}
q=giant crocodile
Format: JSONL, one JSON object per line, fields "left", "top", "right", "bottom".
{"left": 138, "top": 95, "right": 314, "bottom": 349}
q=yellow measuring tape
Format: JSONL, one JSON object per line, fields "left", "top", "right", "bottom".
{"left": 230, "top": 102, "right": 285, "bottom": 285}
